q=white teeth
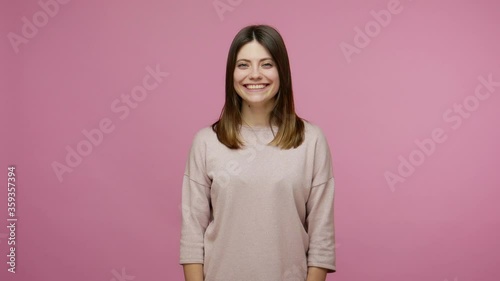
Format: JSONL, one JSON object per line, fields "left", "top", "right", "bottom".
{"left": 246, "top": 84, "right": 267, "bottom": 89}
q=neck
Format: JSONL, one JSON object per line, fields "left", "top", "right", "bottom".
{"left": 240, "top": 101, "right": 274, "bottom": 127}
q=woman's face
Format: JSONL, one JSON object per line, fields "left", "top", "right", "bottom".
{"left": 233, "top": 40, "right": 280, "bottom": 108}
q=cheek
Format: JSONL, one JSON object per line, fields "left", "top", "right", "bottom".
{"left": 233, "top": 70, "right": 246, "bottom": 82}
{"left": 233, "top": 78, "right": 243, "bottom": 92}
{"left": 267, "top": 70, "right": 279, "bottom": 82}
{"left": 233, "top": 79, "right": 242, "bottom": 89}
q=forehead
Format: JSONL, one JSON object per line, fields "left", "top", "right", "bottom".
{"left": 236, "top": 41, "right": 272, "bottom": 60}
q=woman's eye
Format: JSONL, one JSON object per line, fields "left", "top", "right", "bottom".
{"left": 237, "top": 62, "right": 273, "bottom": 68}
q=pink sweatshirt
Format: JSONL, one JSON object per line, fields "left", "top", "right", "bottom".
{"left": 179, "top": 120, "right": 336, "bottom": 281}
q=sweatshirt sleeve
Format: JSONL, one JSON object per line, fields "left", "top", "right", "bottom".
{"left": 305, "top": 127, "right": 337, "bottom": 273}
{"left": 179, "top": 130, "right": 212, "bottom": 264}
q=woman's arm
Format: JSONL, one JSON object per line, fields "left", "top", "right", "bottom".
{"left": 182, "top": 263, "right": 204, "bottom": 281}
{"left": 306, "top": 266, "right": 328, "bottom": 281}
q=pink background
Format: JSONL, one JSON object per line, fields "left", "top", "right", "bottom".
{"left": 1, "top": 0, "right": 500, "bottom": 280}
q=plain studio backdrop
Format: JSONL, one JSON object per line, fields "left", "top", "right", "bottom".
{"left": 1, "top": 0, "right": 499, "bottom": 280}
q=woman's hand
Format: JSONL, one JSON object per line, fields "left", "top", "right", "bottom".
{"left": 182, "top": 263, "right": 204, "bottom": 281}
{"left": 306, "top": 266, "right": 328, "bottom": 281}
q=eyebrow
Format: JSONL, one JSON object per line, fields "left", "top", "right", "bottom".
{"left": 236, "top": 58, "right": 274, "bottom": 63}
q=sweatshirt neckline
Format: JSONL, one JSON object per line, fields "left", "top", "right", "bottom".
{"left": 240, "top": 124, "right": 278, "bottom": 131}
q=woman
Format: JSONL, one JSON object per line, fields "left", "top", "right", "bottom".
{"left": 179, "top": 24, "right": 336, "bottom": 281}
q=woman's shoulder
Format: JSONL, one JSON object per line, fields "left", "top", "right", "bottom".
{"left": 302, "top": 118, "right": 327, "bottom": 139}
{"left": 193, "top": 124, "right": 215, "bottom": 136}
{"left": 301, "top": 119, "right": 332, "bottom": 154}
{"left": 190, "top": 124, "right": 218, "bottom": 145}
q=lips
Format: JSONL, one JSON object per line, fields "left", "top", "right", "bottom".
{"left": 244, "top": 84, "right": 269, "bottom": 89}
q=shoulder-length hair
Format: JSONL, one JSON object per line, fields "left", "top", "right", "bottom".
{"left": 211, "top": 24, "right": 305, "bottom": 150}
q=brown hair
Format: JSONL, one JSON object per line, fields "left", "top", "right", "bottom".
{"left": 211, "top": 24, "right": 305, "bottom": 150}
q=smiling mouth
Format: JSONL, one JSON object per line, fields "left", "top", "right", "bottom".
{"left": 244, "top": 84, "right": 269, "bottom": 89}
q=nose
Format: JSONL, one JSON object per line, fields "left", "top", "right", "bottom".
{"left": 249, "top": 66, "right": 262, "bottom": 79}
